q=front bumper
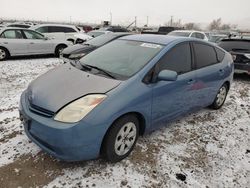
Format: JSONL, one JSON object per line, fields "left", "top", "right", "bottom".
{"left": 19, "top": 91, "right": 107, "bottom": 161}
{"left": 234, "top": 63, "right": 250, "bottom": 75}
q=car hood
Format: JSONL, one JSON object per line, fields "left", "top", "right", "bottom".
{"left": 62, "top": 44, "right": 96, "bottom": 55}
{"left": 27, "top": 63, "right": 121, "bottom": 112}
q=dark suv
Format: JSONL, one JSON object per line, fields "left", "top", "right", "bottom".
{"left": 219, "top": 39, "right": 250, "bottom": 75}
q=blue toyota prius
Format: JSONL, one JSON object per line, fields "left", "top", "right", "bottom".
{"left": 19, "top": 35, "right": 234, "bottom": 162}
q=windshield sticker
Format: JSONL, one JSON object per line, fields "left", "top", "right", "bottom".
{"left": 140, "top": 43, "right": 162, "bottom": 49}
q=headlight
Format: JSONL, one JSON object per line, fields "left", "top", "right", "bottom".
{"left": 69, "top": 53, "right": 86, "bottom": 59}
{"left": 54, "top": 94, "right": 106, "bottom": 123}
{"left": 244, "top": 53, "right": 250, "bottom": 59}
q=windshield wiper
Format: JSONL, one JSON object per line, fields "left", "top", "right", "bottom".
{"left": 82, "top": 64, "right": 117, "bottom": 79}
{"left": 75, "top": 61, "right": 92, "bottom": 71}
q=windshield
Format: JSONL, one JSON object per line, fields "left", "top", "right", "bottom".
{"left": 209, "top": 36, "right": 226, "bottom": 43}
{"left": 85, "top": 34, "right": 117, "bottom": 47}
{"left": 79, "top": 40, "right": 163, "bottom": 79}
{"left": 168, "top": 31, "right": 191, "bottom": 37}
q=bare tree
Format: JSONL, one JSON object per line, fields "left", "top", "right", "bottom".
{"left": 208, "top": 18, "right": 233, "bottom": 31}
{"left": 185, "top": 22, "right": 201, "bottom": 30}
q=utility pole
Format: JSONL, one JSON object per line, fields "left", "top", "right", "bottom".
{"left": 146, "top": 16, "right": 149, "bottom": 27}
{"left": 135, "top": 16, "right": 137, "bottom": 28}
{"left": 110, "top": 12, "right": 112, "bottom": 25}
{"left": 170, "top": 16, "right": 173, "bottom": 26}
{"left": 70, "top": 16, "right": 72, "bottom": 23}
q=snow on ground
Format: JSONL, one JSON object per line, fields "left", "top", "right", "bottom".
{"left": 0, "top": 57, "right": 249, "bottom": 188}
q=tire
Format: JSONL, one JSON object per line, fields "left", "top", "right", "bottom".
{"left": 102, "top": 115, "right": 139, "bottom": 162}
{"left": 209, "top": 83, "right": 228, "bottom": 110}
{"left": 55, "top": 45, "right": 67, "bottom": 57}
{"left": 0, "top": 47, "right": 9, "bottom": 61}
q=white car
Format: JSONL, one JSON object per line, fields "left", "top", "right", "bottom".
{"left": 168, "top": 30, "right": 209, "bottom": 41}
{"left": 0, "top": 28, "right": 71, "bottom": 60}
{"left": 31, "top": 24, "right": 92, "bottom": 43}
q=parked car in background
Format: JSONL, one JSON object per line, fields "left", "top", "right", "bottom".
{"left": 141, "top": 26, "right": 182, "bottom": 35}
{"left": 168, "top": 30, "right": 209, "bottom": 41}
{"left": 87, "top": 30, "right": 112, "bottom": 38}
{"left": 209, "top": 34, "right": 228, "bottom": 44}
{"left": 0, "top": 28, "right": 71, "bottom": 60}
{"left": 31, "top": 24, "right": 92, "bottom": 43}
{"left": 99, "top": 26, "right": 129, "bottom": 32}
{"left": 81, "top": 25, "right": 93, "bottom": 33}
{"left": 219, "top": 39, "right": 250, "bottom": 75}
{"left": 5, "top": 23, "right": 31, "bottom": 29}
{"left": 20, "top": 35, "right": 233, "bottom": 163}
{"left": 61, "top": 32, "right": 131, "bottom": 61}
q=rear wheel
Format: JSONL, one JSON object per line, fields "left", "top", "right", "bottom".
{"left": 210, "top": 83, "right": 228, "bottom": 109}
{"left": 55, "top": 45, "right": 67, "bottom": 57}
{"left": 0, "top": 47, "right": 9, "bottom": 61}
{"left": 102, "top": 115, "right": 139, "bottom": 162}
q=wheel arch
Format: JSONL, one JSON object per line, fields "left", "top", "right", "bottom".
{"left": 224, "top": 80, "right": 230, "bottom": 90}
{"left": 100, "top": 111, "right": 147, "bottom": 155}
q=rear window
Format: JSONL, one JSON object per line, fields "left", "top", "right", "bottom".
{"left": 219, "top": 40, "right": 250, "bottom": 52}
{"left": 193, "top": 43, "right": 218, "bottom": 69}
{"left": 48, "top": 26, "right": 76, "bottom": 33}
{"left": 215, "top": 47, "right": 225, "bottom": 62}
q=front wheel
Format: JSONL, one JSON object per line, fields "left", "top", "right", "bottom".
{"left": 210, "top": 83, "right": 228, "bottom": 109}
{"left": 102, "top": 115, "right": 139, "bottom": 162}
{"left": 55, "top": 45, "right": 67, "bottom": 57}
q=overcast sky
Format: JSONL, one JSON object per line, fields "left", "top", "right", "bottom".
{"left": 1, "top": 0, "right": 250, "bottom": 29}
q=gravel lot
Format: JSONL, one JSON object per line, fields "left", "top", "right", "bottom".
{"left": 0, "top": 57, "right": 249, "bottom": 188}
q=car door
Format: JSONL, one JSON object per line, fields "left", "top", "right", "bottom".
{"left": 0, "top": 29, "right": 29, "bottom": 55}
{"left": 22, "top": 30, "right": 53, "bottom": 54}
{"left": 192, "top": 42, "right": 225, "bottom": 107}
{"left": 150, "top": 42, "right": 196, "bottom": 129}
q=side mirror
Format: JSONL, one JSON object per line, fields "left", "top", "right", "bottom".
{"left": 43, "top": 37, "right": 49, "bottom": 40}
{"left": 158, "top": 70, "right": 177, "bottom": 81}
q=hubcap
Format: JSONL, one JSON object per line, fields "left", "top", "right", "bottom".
{"left": 216, "top": 86, "right": 227, "bottom": 106}
{"left": 58, "top": 47, "right": 64, "bottom": 54}
{"left": 115, "top": 122, "right": 137, "bottom": 156}
{"left": 0, "top": 49, "right": 6, "bottom": 60}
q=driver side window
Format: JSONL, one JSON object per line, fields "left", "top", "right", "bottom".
{"left": 156, "top": 43, "right": 192, "bottom": 75}
{"left": 23, "top": 30, "right": 44, "bottom": 40}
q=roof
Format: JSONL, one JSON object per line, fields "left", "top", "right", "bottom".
{"left": 221, "top": 38, "right": 250, "bottom": 42}
{"left": 31, "top": 24, "right": 76, "bottom": 29}
{"left": 120, "top": 34, "right": 190, "bottom": 45}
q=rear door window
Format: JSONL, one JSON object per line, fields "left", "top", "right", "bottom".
{"left": 157, "top": 43, "right": 192, "bottom": 74}
{"left": 193, "top": 43, "right": 218, "bottom": 69}
{"left": 0, "top": 30, "right": 23, "bottom": 39}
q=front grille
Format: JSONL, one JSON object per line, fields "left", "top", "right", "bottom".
{"left": 29, "top": 103, "right": 54, "bottom": 118}
{"left": 234, "top": 54, "right": 250, "bottom": 64}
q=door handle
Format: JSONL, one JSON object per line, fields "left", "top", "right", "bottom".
{"left": 219, "top": 69, "right": 225, "bottom": 75}
{"left": 188, "top": 79, "right": 195, "bottom": 84}
{"left": 3, "top": 42, "right": 8, "bottom": 44}
{"left": 30, "top": 42, "right": 34, "bottom": 44}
